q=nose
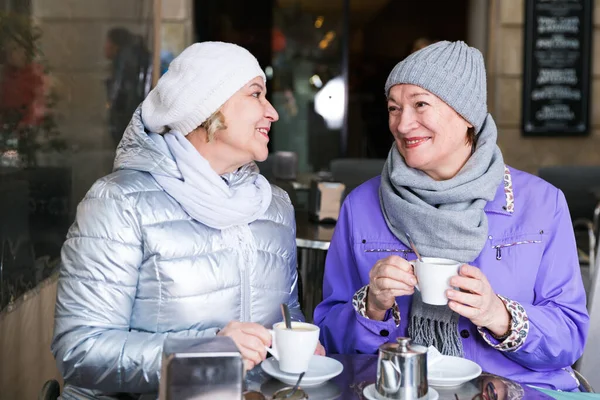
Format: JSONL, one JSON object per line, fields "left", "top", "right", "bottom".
{"left": 264, "top": 99, "right": 279, "bottom": 122}
{"left": 392, "top": 108, "right": 418, "bottom": 135}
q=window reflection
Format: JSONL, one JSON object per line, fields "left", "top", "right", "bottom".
{"left": 0, "top": 9, "right": 68, "bottom": 310}
{"left": 0, "top": 2, "right": 155, "bottom": 311}
{"left": 271, "top": 2, "right": 343, "bottom": 173}
{"left": 195, "top": 0, "right": 345, "bottom": 174}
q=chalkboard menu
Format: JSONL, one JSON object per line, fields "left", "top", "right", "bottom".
{"left": 522, "top": 0, "right": 592, "bottom": 136}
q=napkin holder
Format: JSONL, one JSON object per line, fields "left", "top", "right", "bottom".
{"left": 308, "top": 177, "right": 345, "bottom": 224}
{"left": 273, "top": 151, "right": 298, "bottom": 180}
{"left": 159, "top": 336, "right": 243, "bottom": 400}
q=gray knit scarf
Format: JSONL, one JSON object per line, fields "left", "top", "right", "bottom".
{"left": 379, "top": 114, "right": 504, "bottom": 356}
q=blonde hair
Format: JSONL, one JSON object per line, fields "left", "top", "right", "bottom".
{"left": 200, "top": 110, "right": 227, "bottom": 142}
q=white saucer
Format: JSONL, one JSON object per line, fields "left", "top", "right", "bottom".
{"left": 363, "top": 383, "right": 439, "bottom": 400}
{"left": 428, "top": 355, "right": 482, "bottom": 387}
{"left": 260, "top": 355, "right": 344, "bottom": 387}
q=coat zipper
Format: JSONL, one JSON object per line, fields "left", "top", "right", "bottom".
{"left": 242, "top": 265, "right": 250, "bottom": 322}
{"left": 492, "top": 240, "right": 542, "bottom": 260}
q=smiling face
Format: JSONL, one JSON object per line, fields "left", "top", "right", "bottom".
{"left": 188, "top": 76, "right": 279, "bottom": 174}
{"left": 387, "top": 84, "right": 473, "bottom": 181}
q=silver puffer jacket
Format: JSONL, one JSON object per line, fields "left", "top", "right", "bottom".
{"left": 52, "top": 109, "right": 302, "bottom": 399}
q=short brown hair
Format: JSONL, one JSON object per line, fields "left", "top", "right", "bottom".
{"left": 466, "top": 126, "right": 477, "bottom": 153}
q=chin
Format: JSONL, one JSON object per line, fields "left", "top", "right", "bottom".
{"left": 252, "top": 145, "right": 269, "bottom": 162}
{"left": 402, "top": 155, "right": 429, "bottom": 171}
{"left": 253, "top": 151, "right": 269, "bottom": 163}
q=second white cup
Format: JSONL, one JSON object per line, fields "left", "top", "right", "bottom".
{"left": 409, "top": 257, "right": 462, "bottom": 305}
{"left": 265, "top": 321, "right": 319, "bottom": 374}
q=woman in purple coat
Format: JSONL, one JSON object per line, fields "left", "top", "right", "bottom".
{"left": 313, "top": 41, "right": 589, "bottom": 391}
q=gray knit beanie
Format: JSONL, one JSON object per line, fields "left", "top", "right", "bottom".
{"left": 384, "top": 41, "right": 487, "bottom": 133}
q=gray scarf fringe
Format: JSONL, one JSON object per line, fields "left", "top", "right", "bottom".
{"left": 408, "top": 292, "right": 464, "bottom": 357}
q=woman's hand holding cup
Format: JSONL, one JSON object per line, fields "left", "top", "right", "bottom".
{"left": 217, "top": 321, "right": 272, "bottom": 372}
{"left": 314, "top": 341, "right": 326, "bottom": 356}
{"left": 367, "top": 255, "right": 417, "bottom": 320}
{"left": 446, "top": 264, "right": 511, "bottom": 336}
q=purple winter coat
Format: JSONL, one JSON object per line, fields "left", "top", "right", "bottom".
{"left": 313, "top": 166, "right": 589, "bottom": 391}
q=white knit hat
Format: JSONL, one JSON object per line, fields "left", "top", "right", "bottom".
{"left": 141, "top": 41, "right": 266, "bottom": 135}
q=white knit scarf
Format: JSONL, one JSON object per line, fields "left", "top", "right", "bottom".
{"left": 149, "top": 130, "right": 272, "bottom": 229}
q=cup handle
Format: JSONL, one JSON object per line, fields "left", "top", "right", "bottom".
{"left": 264, "top": 329, "right": 278, "bottom": 360}
{"left": 408, "top": 260, "right": 420, "bottom": 292}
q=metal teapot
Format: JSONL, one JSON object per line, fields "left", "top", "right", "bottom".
{"left": 376, "top": 337, "right": 428, "bottom": 400}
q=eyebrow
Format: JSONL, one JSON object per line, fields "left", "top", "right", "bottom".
{"left": 387, "top": 92, "right": 431, "bottom": 102}
{"left": 409, "top": 92, "right": 431, "bottom": 98}
{"left": 249, "top": 83, "right": 264, "bottom": 91}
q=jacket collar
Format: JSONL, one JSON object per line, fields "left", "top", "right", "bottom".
{"left": 484, "top": 166, "right": 514, "bottom": 216}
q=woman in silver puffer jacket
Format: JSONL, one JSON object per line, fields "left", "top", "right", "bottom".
{"left": 51, "top": 42, "right": 320, "bottom": 399}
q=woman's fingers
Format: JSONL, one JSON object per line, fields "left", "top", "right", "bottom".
{"left": 372, "top": 277, "right": 415, "bottom": 293}
{"left": 240, "top": 323, "right": 272, "bottom": 346}
{"left": 243, "top": 359, "right": 256, "bottom": 372}
{"left": 458, "top": 264, "right": 486, "bottom": 281}
{"left": 368, "top": 256, "right": 418, "bottom": 313}
{"left": 379, "top": 256, "right": 416, "bottom": 274}
{"left": 448, "top": 300, "right": 481, "bottom": 320}
{"left": 219, "top": 321, "right": 270, "bottom": 367}
{"left": 238, "top": 343, "right": 264, "bottom": 366}
{"left": 238, "top": 334, "right": 268, "bottom": 360}
{"left": 378, "top": 265, "right": 417, "bottom": 285}
{"left": 447, "top": 288, "right": 481, "bottom": 308}
{"left": 450, "top": 275, "right": 485, "bottom": 295}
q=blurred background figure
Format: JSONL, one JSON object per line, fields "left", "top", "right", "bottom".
{"left": 104, "top": 27, "right": 152, "bottom": 147}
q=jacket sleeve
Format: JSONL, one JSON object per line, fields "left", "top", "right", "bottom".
{"left": 51, "top": 189, "right": 218, "bottom": 393}
{"left": 313, "top": 197, "right": 398, "bottom": 354}
{"left": 502, "top": 189, "right": 589, "bottom": 370}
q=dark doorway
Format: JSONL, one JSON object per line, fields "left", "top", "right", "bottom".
{"left": 347, "top": 0, "right": 469, "bottom": 159}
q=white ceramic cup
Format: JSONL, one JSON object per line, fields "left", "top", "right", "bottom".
{"left": 408, "top": 257, "right": 462, "bottom": 305}
{"left": 265, "top": 321, "right": 320, "bottom": 374}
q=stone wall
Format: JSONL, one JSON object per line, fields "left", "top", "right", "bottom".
{"left": 0, "top": 276, "right": 60, "bottom": 399}
{"left": 487, "top": 0, "right": 600, "bottom": 174}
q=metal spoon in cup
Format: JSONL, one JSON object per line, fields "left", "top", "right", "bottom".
{"left": 280, "top": 303, "right": 292, "bottom": 329}
{"left": 405, "top": 232, "right": 423, "bottom": 262}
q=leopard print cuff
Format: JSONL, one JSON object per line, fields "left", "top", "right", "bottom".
{"left": 352, "top": 285, "right": 401, "bottom": 327}
{"left": 478, "top": 294, "right": 529, "bottom": 352}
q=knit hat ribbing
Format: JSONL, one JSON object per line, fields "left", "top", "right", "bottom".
{"left": 142, "top": 41, "right": 266, "bottom": 135}
{"left": 384, "top": 41, "right": 487, "bottom": 133}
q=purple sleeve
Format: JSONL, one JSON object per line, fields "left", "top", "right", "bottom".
{"left": 504, "top": 189, "right": 589, "bottom": 370}
{"left": 313, "top": 197, "right": 397, "bottom": 354}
